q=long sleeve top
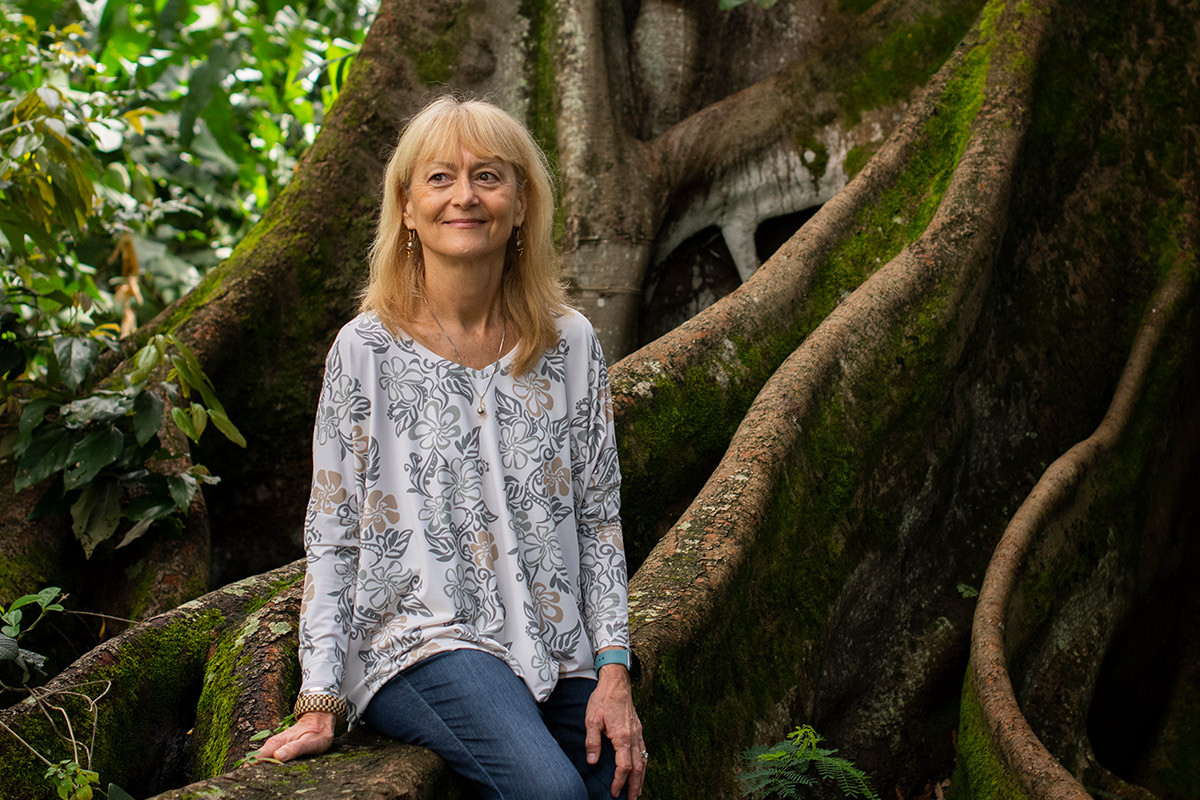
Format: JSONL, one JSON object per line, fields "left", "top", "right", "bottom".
{"left": 297, "top": 309, "right": 629, "bottom": 726}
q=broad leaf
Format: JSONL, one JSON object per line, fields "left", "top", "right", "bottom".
{"left": 63, "top": 425, "right": 125, "bottom": 490}
{"left": 133, "top": 390, "right": 164, "bottom": 446}
{"left": 60, "top": 391, "right": 138, "bottom": 428}
{"left": 15, "top": 427, "right": 73, "bottom": 492}
{"left": 167, "top": 473, "right": 197, "bottom": 511}
{"left": 171, "top": 405, "right": 197, "bottom": 441}
{"left": 53, "top": 336, "right": 99, "bottom": 391}
{"left": 70, "top": 480, "right": 123, "bottom": 557}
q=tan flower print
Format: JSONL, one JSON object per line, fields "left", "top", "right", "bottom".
{"left": 362, "top": 489, "right": 402, "bottom": 534}
{"left": 312, "top": 470, "right": 348, "bottom": 514}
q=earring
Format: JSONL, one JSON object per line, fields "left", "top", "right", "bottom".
{"left": 406, "top": 229, "right": 417, "bottom": 252}
{"left": 514, "top": 226, "right": 525, "bottom": 256}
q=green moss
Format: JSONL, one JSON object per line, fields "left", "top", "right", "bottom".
{"left": 404, "top": 0, "right": 482, "bottom": 85}
{"left": 797, "top": 134, "right": 830, "bottom": 181}
{"left": 0, "top": 610, "right": 224, "bottom": 799}
{"left": 193, "top": 615, "right": 260, "bottom": 777}
{"left": 841, "top": 0, "right": 988, "bottom": 127}
{"left": 519, "top": 0, "right": 558, "bottom": 172}
{"left": 243, "top": 573, "right": 305, "bottom": 615}
{"left": 843, "top": 142, "right": 879, "bottom": 180}
{"left": 0, "top": 546, "right": 59, "bottom": 606}
{"left": 947, "top": 669, "right": 1033, "bottom": 800}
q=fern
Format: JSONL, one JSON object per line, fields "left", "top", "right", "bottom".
{"left": 738, "top": 725, "right": 880, "bottom": 800}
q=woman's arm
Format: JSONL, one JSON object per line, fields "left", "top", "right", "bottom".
{"left": 263, "top": 330, "right": 367, "bottom": 760}
{"left": 573, "top": 321, "right": 645, "bottom": 798}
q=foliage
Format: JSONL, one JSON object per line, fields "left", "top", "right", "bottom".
{"left": 45, "top": 759, "right": 100, "bottom": 800}
{"left": 236, "top": 712, "right": 296, "bottom": 766}
{"left": 739, "top": 725, "right": 880, "bottom": 800}
{"left": 0, "top": 586, "right": 63, "bottom": 686}
{"left": 0, "top": 313, "right": 246, "bottom": 556}
{"left": 0, "top": 0, "right": 375, "bottom": 323}
{"left": 1, "top": 587, "right": 133, "bottom": 800}
{"left": 0, "top": 0, "right": 374, "bottom": 554}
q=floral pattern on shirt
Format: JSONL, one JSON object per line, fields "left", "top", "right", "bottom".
{"left": 297, "top": 309, "right": 628, "bottom": 726}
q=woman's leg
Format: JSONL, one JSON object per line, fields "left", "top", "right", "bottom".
{"left": 540, "top": 678, "right": 626, "bottom": 800}
{"left": 364, "top": 649, "right": 587, "bottom": 800}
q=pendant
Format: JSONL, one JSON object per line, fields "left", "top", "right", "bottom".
{"left": 477, "top": 403, "right": 487, "bottom": 420}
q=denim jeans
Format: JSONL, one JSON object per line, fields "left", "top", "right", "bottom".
{"left": 364, "top": 649, "right": 625, "bottom": 800}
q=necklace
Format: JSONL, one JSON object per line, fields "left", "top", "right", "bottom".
{"left": 422, "top": 295, "right": 506, "bottom": 420}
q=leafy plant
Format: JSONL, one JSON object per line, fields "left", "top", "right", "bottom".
{"left": 0, "top": 585, "right": 62, "bottom": 685}
{"left": 0, "top": 320, "right": 246, "bottom": 556}
{"left": 739, "top": 725, "right": 880, "bottom": 800}
{"left": 0, "top": 587, "right": 133, "bottom": 800}
{"left": 236, "top": 712, "right": 297, "bottom": 766}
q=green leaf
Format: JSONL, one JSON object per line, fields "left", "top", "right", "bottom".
{"left": 115, "top": 517, "right": 155, "bottom": 549}
{"left": 63, "top": 425, "right": 125, "bottom": 490}
{"left": 53, "top": 336, "right": 100, "bottom": 392}
{"left": 107, "top": 784, "right": 137, "bottom": 800}
{"left": 15, "top": 397, "right": 52, "bottom": 456}
{"left": 133, "top": 390, "right": 164, "bottom": 446}
{"left": 15, "top": 427, "right": 74, "bottom": 492}
{"left": 171, "top": 405, "right": 197, "bottom": 441}
{"left": 125, "top": 487, "right": 175, "bottom": 521}
{"left": 189, "top": 402, "right": 207, "bottom": 438}
{"left": 70, "top": 480, "right": 123, "bottom": 557}
{"left": 128, "top": 342, "right": 163, "bottom": 386}
{"left": 167, "top": 472, "right": 197, "bottom": 511}
{"left": 207, "top": 406, "right": 246, "bottom": 447}
{"left": 7, "top": 594, "right": 40, "bottom": 612}
{"left": 61, "top": 391, "right": 137, "bottom": 427}
{"left": 169, "top": 340, "right": 221, "bottom": 409}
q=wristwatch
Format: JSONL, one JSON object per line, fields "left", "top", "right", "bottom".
{"left": 593, "top": 648, "right": 630, "bottom": 671}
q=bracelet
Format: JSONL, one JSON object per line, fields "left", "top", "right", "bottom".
{"left": 594, "top": 648, "right": 629, "bottom": 671}
{"left": 293, "top": 693, "right": 348, "bottom": 724}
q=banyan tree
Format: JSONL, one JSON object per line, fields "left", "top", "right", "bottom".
{"left": 1, "top": 0, "right": 1198, "bottom": 797}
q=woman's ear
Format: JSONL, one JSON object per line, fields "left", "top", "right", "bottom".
{"left": 514, "top": 187, "right": 527, "bottom": 228}
{"left": 399, "top": 187, "right": 415, "bottom": 230}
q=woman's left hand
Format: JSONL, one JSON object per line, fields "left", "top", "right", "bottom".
{"left": 585, "top": 662, "right": 646, "bottom": 799}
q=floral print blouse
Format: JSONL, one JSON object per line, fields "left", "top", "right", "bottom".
{"left": 298, "top": 309, "right": 629, "bottom": 726}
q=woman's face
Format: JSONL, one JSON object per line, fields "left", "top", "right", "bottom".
{"left": 402, "top": 146, "right": 527, "bottom": 271}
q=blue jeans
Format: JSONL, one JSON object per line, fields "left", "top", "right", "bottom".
{"left": 364, "top": 649, "right": 625, "bottom": 800}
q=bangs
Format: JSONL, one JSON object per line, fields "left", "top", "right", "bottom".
{"left": 403, "top": 101, "right": 527, "bottom": 184}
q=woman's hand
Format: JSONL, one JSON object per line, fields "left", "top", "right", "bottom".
{"left": 585, "top": 663, "right": 646, "bottom": 799}
{"left": 257, "top": 712, "right": 336, "bottom": 762}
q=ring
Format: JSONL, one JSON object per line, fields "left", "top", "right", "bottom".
{"left": 640, "top": 750, "right": 649, "bottom": 760}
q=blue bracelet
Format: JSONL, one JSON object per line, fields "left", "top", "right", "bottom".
{"left": 594, "top": 648, "right": 630, "bottom": 671}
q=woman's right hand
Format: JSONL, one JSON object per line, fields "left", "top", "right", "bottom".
{"left": 257, "top": 711, "right": 336, "bottom": 762}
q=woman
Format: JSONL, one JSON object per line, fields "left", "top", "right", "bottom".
{"left": 259, "top": 95, "right": 646, "bottom": 800}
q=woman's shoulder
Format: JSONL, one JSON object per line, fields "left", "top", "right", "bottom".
{"left": 331, "top": 312, "right": 397, "bottom": 350}
{"left": 554, "top": 306, "right": 597, "bottom": 341}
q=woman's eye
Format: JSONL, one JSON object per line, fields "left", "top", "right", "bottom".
{"left": 476, "top": 171, "right": 498, "bottom": 183}
{"left": 428, "top": 172, "right": 449, "bottom": 183}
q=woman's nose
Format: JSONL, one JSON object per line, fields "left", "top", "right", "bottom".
{"left": 453, "top": 177, "right": 478, "bottom": 206}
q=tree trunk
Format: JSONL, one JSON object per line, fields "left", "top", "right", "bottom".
{"left": 3, "top": 0, "right": 1199, "bottom": 798}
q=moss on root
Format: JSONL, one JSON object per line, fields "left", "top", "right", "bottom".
{"left": 616, "top": 4, "right": 998, "bottom": 569}
{"left": 0, "top": 611, "right": 224, "bottom": 799}
{"left": 947, "top": 670, "right": 1035, "bottom": 800}
{"left": 840, "top": 0, "right": 988, "bottom": 127}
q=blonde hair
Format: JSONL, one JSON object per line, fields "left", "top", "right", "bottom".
{"left": 360, "top": 95, "right": 567, "bottom": 377}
